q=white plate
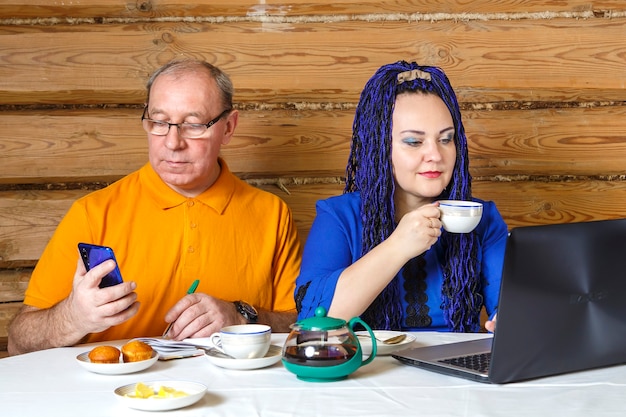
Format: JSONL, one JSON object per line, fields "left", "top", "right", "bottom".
{"left": 356, "top": 331, "right": 416, "bottom": 356}
{"left": 114, "top": 380, "right": 206, "bottom": 411}
{"left": 76, "top": 350, "right": 159, "bottom": 375}
{"left": 205, "top": 344, "right": 282, "bottom": 370}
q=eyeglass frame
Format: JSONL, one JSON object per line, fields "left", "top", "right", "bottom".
{"left": 141, "top": 106, "right": 232, "bottom": 139}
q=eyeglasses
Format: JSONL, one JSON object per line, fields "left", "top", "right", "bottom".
{"left": 141, "top": 107, "right": 232, "bottom": 139}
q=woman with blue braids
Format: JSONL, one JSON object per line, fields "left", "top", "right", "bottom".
{"left": 295, "top": 61, "right": 507, "bottom": 333}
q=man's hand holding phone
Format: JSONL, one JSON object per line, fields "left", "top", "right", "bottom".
{"left": 62, "top": 245, "right": 140, "bottom": 337}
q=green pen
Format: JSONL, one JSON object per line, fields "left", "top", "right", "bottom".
{"left": 163, "top": 279, "right": 200, "bottom": 337}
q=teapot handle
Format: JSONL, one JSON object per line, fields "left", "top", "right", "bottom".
{"left": 348, "top": 317, "right": 377, "bottom": 365}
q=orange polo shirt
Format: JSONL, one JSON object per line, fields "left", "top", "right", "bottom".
{"left": 24, "top": 159, "right": 302, "bottom": 343}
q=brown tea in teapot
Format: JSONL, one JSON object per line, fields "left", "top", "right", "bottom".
{"left": 283, "top": 343, "right": 358, "bottom": 367}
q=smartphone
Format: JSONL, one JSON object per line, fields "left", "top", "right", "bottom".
{"left": 78, "top": 243, "right": 124, "bottom": 288}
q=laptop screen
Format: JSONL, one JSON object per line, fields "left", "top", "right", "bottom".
{"left": 489, "top": 218, "right": 626, "bottom": 383}
{"left": 392, "top": 218, "right": 626, "bottom": 384}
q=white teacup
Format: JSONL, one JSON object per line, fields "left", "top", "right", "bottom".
{"left": 438, "top": 200, "right": 483, "bottom": 233}
{"left": 210, "top": 324, "right": 271, "bottom": 359}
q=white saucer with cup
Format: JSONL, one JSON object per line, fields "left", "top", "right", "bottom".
{"left": 210, "top": 324, "right": 271, "bottom": 359}
{"left": 438, "top": 200, "right": 483, "bottom": 233}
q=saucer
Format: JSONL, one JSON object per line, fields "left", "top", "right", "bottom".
{"left": 76, "top": 350, "right": 159, "bottom": 375}
{"left": 356, "top": 331, "right": 416, "bottom": 356}
{"left": 115, "top": 380, "right": 206, "bottom": 411}
{"left": 205, "top": 344, "right": 282, "bottom": 370}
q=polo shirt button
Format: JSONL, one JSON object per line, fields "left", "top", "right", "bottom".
{"left": 187, "top": 246, "right": 195, "bottom": 253}
{"left": 187, "top": 200, "right": 194, "bottom": 207}
{"left": 190, "top": 222, "right": 197, "bottom": 228}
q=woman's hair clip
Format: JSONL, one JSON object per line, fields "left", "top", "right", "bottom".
{"left": 397, "top": 69, "right": 432, "bottom": 84}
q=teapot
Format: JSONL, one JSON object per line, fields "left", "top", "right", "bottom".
{"left": 281, "top": 307, "right": 377, "bottom": 382}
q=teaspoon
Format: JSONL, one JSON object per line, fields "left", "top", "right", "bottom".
{"left": 358, "top": 333, "right": 407, "bottom": 345}
{"left": 376, "top": 334, "right": 407, "bottom": 344}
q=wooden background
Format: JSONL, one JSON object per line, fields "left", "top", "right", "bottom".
{"left": 1, "top": 1, "right": 626, "bottom": 356}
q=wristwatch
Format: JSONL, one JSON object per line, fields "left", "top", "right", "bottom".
{"left": 234, "top": 300, "right": 258, "bottom": 323}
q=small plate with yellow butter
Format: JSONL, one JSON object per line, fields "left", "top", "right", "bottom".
{"left": 114, "top": 380, "right": 207, "bottom": 411}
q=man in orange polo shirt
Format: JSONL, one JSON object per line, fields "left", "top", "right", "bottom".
{"left": 8, "top": 59, "right": 302, "bottom": 355}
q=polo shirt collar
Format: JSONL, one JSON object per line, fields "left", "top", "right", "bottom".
{"left": 141, "top": 158, "right": 235, "bottom": 214}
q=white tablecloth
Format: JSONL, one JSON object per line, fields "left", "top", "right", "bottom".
{"left": 2, "top": 332, "right": 625, "bottom": 417}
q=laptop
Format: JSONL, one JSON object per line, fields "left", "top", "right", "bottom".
{"left": 392, "top": 218, "right": 626, "bottom": 384}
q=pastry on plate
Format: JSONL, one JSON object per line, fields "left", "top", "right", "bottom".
{"left": 121, "top": 340, "right": 154, "bottom": 362}
{"left": 88, "top": 345, "right": 121, "bottom": 363}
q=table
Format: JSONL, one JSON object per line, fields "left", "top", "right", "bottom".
{"left": 2, "top": 332, "right": 625, "bottom": 416}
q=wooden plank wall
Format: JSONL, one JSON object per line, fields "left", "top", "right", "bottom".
{"left": 1, "top": 1, "right": 625, "bottom": 356}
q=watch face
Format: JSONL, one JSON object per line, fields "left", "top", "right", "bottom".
{"left": 242, "top": 303, "right": 256, "bottom": 316}
{"left": 236, "top": 301, "right": 258, "bottom": 322}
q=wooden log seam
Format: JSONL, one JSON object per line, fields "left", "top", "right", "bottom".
{"left": 468, "top": 101, "right": 626, "bottom": 111}
{"left": 2, "top": 10, "right": 622, "bottom": 27}
{"left": 479, "top": 175, "right": 626, "bottom": 183}
{"left": 247, "top": 177, "right": 345, "bottom": 195}
{"left": 0, "top": 102, "right": 357, "bottom": 111}
{"left": 1, "top": 101, "right": 622, "bottom": 113}
{"left": 3, "top": 174, "right": 626, "bottom": 194}
{"left": 0, "top": 177, "right": 346, "bottom": 192}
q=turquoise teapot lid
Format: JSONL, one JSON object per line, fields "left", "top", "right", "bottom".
{"left": 290, "top": 306, "right": 345, "bottom": 331}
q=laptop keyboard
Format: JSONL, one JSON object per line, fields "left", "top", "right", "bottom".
{"left": 439, "top": 352, "right": 491, "bottom": 373}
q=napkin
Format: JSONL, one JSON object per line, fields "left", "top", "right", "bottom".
{"left": 134, "top": 337, "right": 208, "bottom": 361}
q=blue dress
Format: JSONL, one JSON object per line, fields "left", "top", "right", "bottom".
{"left": 295, "top": 192, "right": 509, "bottom": 331}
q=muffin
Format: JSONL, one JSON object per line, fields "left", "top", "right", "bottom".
{"left": 121, "top": 340, "right": 154, "bottom": 362}
{"left": 88, "top": 345, "right": 121, "bottom": 364}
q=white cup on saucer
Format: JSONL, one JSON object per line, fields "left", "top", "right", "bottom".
{"left": 210, "top": 324, "right": 271, "bottom": 359}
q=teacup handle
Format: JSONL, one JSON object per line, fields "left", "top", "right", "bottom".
{"left": 348, "top": 317, "right": 377, "bottom": 366}
{"left": 210, "top": 333, "right": 223, "bottom": 350}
